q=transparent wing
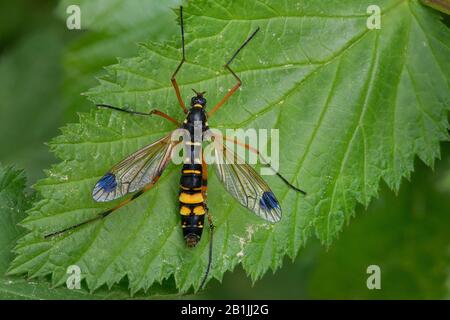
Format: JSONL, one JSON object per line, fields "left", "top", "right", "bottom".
{"left": 212, "top": 139, "right": 282, "bottom": 223}
{"left": 92, "top": 133, "right": 178, "bottom": 202}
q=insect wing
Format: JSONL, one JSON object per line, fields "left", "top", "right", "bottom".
{"left": 93, "top": 133, "right": 177, "bottom": 202}
{"left": 212, "top": 141, "right": 282, "bottom": 222}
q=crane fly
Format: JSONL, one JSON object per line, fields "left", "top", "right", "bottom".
{"left": 45, "top": 6, "right": 307, "bottom": 290}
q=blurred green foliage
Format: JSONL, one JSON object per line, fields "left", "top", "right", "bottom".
{"left": 56, "top": 0, "right": 180, "bottom": 121}
{"left": 0, "top": 0, "right": 448, "bottom": 299}
{"left": 0, "top": 1, "right": 65, "bottom": 183}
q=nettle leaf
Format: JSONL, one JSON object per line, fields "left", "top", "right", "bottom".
{"left": 9, "top": 0, "right": 450, "bottom": 294}
{"left": 0, "top": 165, "right": 93, "bottom": 299}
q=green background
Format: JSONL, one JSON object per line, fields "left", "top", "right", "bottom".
{"left": 0, "top": 0, "right": 449, "bottom": 299}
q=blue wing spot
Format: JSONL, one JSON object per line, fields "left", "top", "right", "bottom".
{"left": 260, "top": 192, "right": 280, "bottom": 211}
{"left": 98, "top": 172, "right": 117, "bottom": 192}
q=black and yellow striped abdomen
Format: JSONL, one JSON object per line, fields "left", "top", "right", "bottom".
{"left": 179, "top": 163, "right": 206, "bottom": 247}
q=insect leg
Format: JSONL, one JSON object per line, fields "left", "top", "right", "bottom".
{"left": 171, "top": 6, "right": 188, "bottom": 114}
{"left": 44, "top": 178, "right": 161, "bottom": 239}
{"left": 224, "top": 136, "right": 307, "bottom": 195}
{"left": 208, "top": 27, "right": 260, "bottom": 117}
{"left": 96, "top": 104, "right": 180, "bottom": 126}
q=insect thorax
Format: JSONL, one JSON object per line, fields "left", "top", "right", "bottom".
{"left": 182, "top": 108, "right": 209, "bottom": 138}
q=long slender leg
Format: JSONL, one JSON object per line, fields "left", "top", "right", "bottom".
{"left": 171, "top": 6, "right": 188, "bottom": 114}
{"left": 208, "top": 27, "right": 260, "bottom": 118}
{"left": 224, "top": 136, "right": 307, "bottom": 195}
{"left": 96, "top": 104, "right": 180, "bottom": 126}
{"left": 44, "top": 177, "right": 161, "bottom": 239}
{"left": 200, "top": 153, "right": 214, "bottom": 290}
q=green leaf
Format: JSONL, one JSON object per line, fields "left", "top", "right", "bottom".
{"left": 9, "top": 0, "right": 450, "bottom": 294}
{"left": 0, "top": 164, "right": 179, "bottom": 299}
{"left": 0, "top": 166, "right": 28, "bottom": 275}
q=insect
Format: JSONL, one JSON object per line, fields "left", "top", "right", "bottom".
{"left": 45, "top": 6, "right": 306, "bottom": 290}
